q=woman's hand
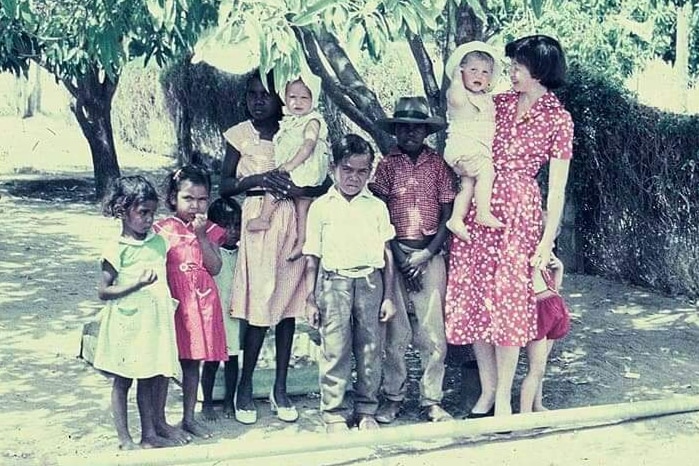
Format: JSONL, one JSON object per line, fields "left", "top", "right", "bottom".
{"left": 530, "top": 240, "right": 553, "bottom": 270}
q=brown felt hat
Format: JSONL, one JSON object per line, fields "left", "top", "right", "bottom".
{"left": 376, "top": 96, "right": 446, "bottom": 135}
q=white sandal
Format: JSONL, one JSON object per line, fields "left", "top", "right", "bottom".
{"left": 269, "top": 390, "right": 299, "bottom": 422}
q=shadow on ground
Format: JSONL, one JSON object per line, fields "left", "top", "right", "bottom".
{"left": 1, "top": 177, "right": 698, "bottom": 465}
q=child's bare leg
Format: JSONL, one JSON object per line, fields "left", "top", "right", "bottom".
{"left": 520, "top": 338, "right": 549, "bottom": 414}
{"left": 137, "top": 377, "right": 177, "bottom": 448}
{"left": 153, "top": 376, "right": 190, "bottom": 444}
{"left": 200, "top": 362, "right": 220, "bottom": 421}
{"left": 247, "top": 193, "right": 275, "bottom": 232}
{"left": 222, "top": 356, "right": 239, "bottom": 418}
{"left": 180, "top": 359, "right": 212, "bottom": 438}
{"left": 111, "top": 376, "right": 137, "bottom": 450}
{"left": 446, "top": 176, "right": 475, "bottom": 241}
{"left": 474, "top": 163, "right": 505, "bottom": 228}
{"left": 288, "top": 197, "right": 311, "bottom": 261}
{"left": 533, "top": 340, "right": 555, "bottom": 412}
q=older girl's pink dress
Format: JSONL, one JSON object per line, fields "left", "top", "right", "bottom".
{"left": 445, "top": 90, "right": 573, "bottom": 347}
{"left": 154, "top": 217, "right": 227, "bottom": 361}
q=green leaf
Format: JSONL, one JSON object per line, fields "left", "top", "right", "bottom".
{"left": 465, "top": 0, "right": 487, "bottom": 24}
{"left": 347, "top": 22, "right": 365, "bottom": 54}
{"left": 1, "top": 0, "right": 17, "bottom": 17}
{"left": 529, "top": 0, "right": 544, "bottom": 19}
{"left": 291, "top": 0, "right": 338, "bottom": 27}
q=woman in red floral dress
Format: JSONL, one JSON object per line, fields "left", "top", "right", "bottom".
{"left": 445, "top": 35, "right": 574, "bottom": 417}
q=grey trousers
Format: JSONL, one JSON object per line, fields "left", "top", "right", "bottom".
{"left": 317, "top": 269, "right": 383, "bottom": 424}
{"left": 381, "top": 249, "right": 448, "bottom": 407}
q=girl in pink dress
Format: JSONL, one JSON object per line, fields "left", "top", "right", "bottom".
{"left": 445, "top": 35, "right": 574, "bottom": 418}
{"left": 154, "top": 165, "right": 227, "bottom": 438}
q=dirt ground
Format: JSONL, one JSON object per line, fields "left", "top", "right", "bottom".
{"left": 1, "top": 118, "right": 699, "bottom": 465}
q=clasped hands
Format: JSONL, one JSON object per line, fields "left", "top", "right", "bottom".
{"left": 398, "top": 248, "right": 432, "bottom": 293}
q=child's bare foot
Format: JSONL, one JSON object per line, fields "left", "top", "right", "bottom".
{"left": 446, "top": 218, "right": 471, "bottom": 242}
{"left": 475, "top": 213, "right": 505, "bottom": 228}
{"left": 140, "top": 434, "right": 179, "bottom": 449}
{"left": 247, "top": 217, "right": 271, "bottom": 232}
{"left": 201, "top": 403, "right": 218, "bottom": 421}
{"left": 287, "top": 244, "right": 304, "bottom": 262}
{"left": 182, "top": 419, "right": 213, "bottom": 439}
{"left": 155, "top": 421, "right": 191, "bottom": 445}
{"left": 118, "top": 440, "right": 139, "bottom": 451}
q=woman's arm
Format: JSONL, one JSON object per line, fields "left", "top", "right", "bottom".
{"left": 532, "top": 158, "right": 570, "bottom": 269}
{"left": 98, "top": 261, "right": 156, "bottom": 300}
{"left": 279, "top": 119, "right": 320, "bottom": 173}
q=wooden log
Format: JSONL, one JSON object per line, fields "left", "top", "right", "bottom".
{"left": 55, "top": 396, "right": 699, "bottom": 466}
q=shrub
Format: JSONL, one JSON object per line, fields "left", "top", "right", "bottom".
{"left": 558, "top": 65, "right": 699, "bottom": 298}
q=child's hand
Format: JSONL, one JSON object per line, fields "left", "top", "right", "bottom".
{"left": 278, "top": 162, "right": 293, "bottom": 173}
{"left": 548, "top": 254, "right": 563, "bottom": 270}
{"left": 406, "top": 249, "right": 432, "bottom": 268}
{"left": 137, "top": 268, "right": 158, "bottom": 287}
{"left": 192, "top": 213, "right": 207, "bottom": 237}
{"left": 379, "top": 299, "right": 397, "bottom": 322}
{"left": 307, "top": 295, "right": 320, "bottom": 329}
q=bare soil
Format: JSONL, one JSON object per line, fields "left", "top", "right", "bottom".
{"left": 1, "top": 173, "right": 698, "bottom": 466}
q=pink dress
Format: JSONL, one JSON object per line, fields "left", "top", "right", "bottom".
{"left": 223, "top": 121, "right": 308, "bottom": 327}
{"left": 445, "top": 90, "right": 573, "bottom": 347}
{"left": 154, "top": 217, "right": 227, "bottom": 361}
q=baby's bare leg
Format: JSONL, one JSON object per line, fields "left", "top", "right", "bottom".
{"left": 111, "top": 376, "right": 138, "bottom": 450}
{"left": 247, "top": 192, "right": 275, "bottom": 232}
{"left": 446, "top": 176, "right": 475, "bottom": 241}
{"left": 474, "top": 162, "right": 504, "bottom": 228}
{"left": 520, "top": 338, "right": 549, "bottom": 414}
{"left": 288, "top": 197, "right": 312, "bottom": 261}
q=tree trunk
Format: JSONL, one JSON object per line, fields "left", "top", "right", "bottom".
{"left": 64, "top": 67, "right": 120, "bottom": 199}
{"left": 175, "top": 54, "right": 194, "bottom": 165}
{"left": 675, "top": 2, "right": 692, "bottom": 112}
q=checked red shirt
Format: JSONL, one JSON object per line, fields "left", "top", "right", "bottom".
{"left": 370, "top": 146, "right": 456, "bottom": 240}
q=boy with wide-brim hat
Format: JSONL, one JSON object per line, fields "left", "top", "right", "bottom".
{"left": 370, "top": 96, "right": 455, "bottom": 423}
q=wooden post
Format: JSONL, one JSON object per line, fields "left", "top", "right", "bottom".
{"left": 55, "top": 396, "right": 699, "bottom": 466}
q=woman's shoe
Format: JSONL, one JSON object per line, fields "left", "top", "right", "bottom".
{"left": 269, "top": 390, "right": 299, "bottom": 422}
{"left": 464, "top": 406, "right": 495, "bottom": 419}
{"left": 234, "top": 397, "right": 258, "bottom": 425}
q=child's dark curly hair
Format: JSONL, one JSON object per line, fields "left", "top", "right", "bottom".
{"left": 207, "top": 197, "right": 242, "bottom": 229}
{"left": 102, "top": 175, "right": 159, "bottom": 218}
{"left": 164, "top": 164, "right": 212, "bottom": 211}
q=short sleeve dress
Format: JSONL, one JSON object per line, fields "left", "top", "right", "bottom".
{"left": 222, "top": 121, "right": 308, "bottom": 327}
{"left": 93, "top": 232, "right": 180, "bottom": 379}
{"left": 154, "top": 217, "right": 228, "bottom": 361}
{"left": 273, "top": 110, "right": 330, "bottom": 188}
{"left": 444, "top": 90, "right": 573, "bottom": 347}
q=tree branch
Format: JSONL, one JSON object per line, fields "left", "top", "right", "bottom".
{"left": 406, "top": 32, "right": 441, "bottom": 117}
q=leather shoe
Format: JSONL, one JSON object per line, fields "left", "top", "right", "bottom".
{"left": 425, "top": 404, "right": 453, "bottom": 422}
{"left": 358, "top": 416, "right": 380, "bottom": 430}
{"left": 375, "top": 400, "right": 402, "bottom": 424}
{"left": 464, "top": 407, "right": 495, "bottom": 419}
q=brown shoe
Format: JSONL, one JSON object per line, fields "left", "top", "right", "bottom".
{"left": 358, "top": 416, "right": 380, "bottom": 430}
{"left": 425, "top": 404, "right": 453, "bottom": 422}
{"left": 375, "top": 400, "right": 402, "bottom": 424}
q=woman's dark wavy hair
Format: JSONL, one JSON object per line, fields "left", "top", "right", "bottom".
{"left": 505, "top": 35, "right": 567, "bottom": 89}
{"left": 331, "top": 133, "right": 375, "bottom": 165}
{"left": 207, "top": 197, "right": 242, "bottom": 229}
{"left": 102, "top": 175, "right": 158, "bottom": 218}
{"left": 164, "top": 164, "right": 212, "bottom": 211}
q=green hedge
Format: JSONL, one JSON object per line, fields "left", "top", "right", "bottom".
{"left": 558, "top": 65, "right": 699, "bottom": 298}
